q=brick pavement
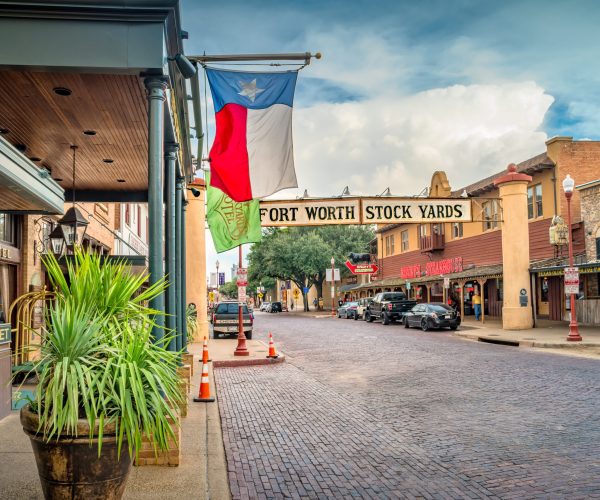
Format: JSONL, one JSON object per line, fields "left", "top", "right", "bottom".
{"left": 215, "top": 314, "right": 600, "bottom": 499}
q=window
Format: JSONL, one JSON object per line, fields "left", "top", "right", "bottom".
{"left": 385, "top": 235, "right": 395, "bottom": 256}
{"left": 418, "top": 224, "right": 428, "bottom": 238}
{"left": 482, "top": 200, "right": 499, "bottom": 231}
{"left": 527, "top": 184, "right": 543, "bottom": 219}
{"left": 452, "top": 222, "right": 463, "bottom": 239}
{"left": 401, "top": 230, "right": 409, "bottom": 251}
{"left": 0, "top": 214, "right": 17, "bottom": 245}
{"left": 125, "top": 204, "right": 131, "bottom": 226}
{"left": 137, "top": 206, "right": 142, "bottom": 237}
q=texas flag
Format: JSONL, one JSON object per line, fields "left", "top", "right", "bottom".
{"left": 206, "top": 68, "right": 299, "bottom": 202}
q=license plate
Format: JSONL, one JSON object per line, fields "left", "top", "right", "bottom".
{"left": 445, "top": 315, "right": 451, "bottom": 319}
{"left": 226, "top": 326, "right": 238, "bottom": 332}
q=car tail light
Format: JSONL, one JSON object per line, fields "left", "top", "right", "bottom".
{"left": 387, "top": 303, "right": 393, "bottom": 311}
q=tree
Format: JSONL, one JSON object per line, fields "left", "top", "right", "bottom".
{"left": 247, "top": 225, "right": 374, "bottom": 311}
{"left": 219, "top": 279, "right": 237, "bottom": 300}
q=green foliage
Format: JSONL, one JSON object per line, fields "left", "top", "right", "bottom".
{"left": 186, "top": 304, "right": 198, "bottom": 343}
{"left": 218, "top": 279, "right": 238, "bottom": 299}
{"left": 29, "top": 249, "right": 183, "bottom": 459}
{"left": 247, "top": 225, "right": 374, "bottom": 310}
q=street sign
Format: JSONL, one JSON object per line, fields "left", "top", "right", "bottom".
{"left": 344, "top": 259, "right": 379, "bottom": 275}
{"left": 293, "top": 289, "right": 301, "bottom": 299}
{"left": 303, "top": 286, "right": 309, "bottom": 294}
{"left": 238, "top": 286, "right": 247, "bottom": 303}
{"left": 406, "top": 282, "right": 411, "bottom": 290}
{"left": 257, "top": 292, "right": 263, "bottom": 299}
{"left": 564, "top": 267, "right": 579, "bottom": 295}
{"left": 443, "top": 277, "right": 450, "bottom": 289}
{"left": 326, "top": 268, "right": 341, "bottom": 282}
{"left": 237, "top": 267, "right": 248, "bottom": 286}
{"left": 218, "top": 272, "right": 225, "bottom": 285}
{"left": 208, "top": 291, "right": 214, "bottom": 302}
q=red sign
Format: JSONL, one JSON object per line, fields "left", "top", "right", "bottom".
{"left": 237, "top": 267, "right": 248, "bottom": 286}
{"left": 564, "top": 267, "right": 579, "bottom": 295}
{"left": 345, "top": 260, "right": 379, "bottom": 275}
{"left": 425, "top": 257, "right": 463, "bottom": 276}
{"left": 400, "top": 264, "right": 421, "bottom": 279}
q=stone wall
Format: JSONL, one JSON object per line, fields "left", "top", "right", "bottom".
{"left": 579, "top": 183, "right": 600, "bottom": 262}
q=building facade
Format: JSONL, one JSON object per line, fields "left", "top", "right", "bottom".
{"left": 357, "top": 137, "right": 599, "bottom": 325}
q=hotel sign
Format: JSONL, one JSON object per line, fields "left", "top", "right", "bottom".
{"left": 259, "top": 197, "right": 472, "bottom": 227}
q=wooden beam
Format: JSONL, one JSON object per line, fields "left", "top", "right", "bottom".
{"left": 66, "top": 190, "right": 147, "bottom": 202}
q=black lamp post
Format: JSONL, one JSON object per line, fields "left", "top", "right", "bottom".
{"left": 48, "top": 224, "right": 66, "bottom": 257}
{"left": 562, "top": 174, "right": 582, "bottom": 342}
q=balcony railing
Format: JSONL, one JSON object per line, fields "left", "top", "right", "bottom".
{"left": 419, "top": 233, "right": 445, "bottom": 252}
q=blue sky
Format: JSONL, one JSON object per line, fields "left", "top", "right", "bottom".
{"left": 181, "top": 0, "right": 600, "bottom": 278}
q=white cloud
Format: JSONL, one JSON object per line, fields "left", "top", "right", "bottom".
{"left": 291, "top": 81, "right": 553, "bottom": 197}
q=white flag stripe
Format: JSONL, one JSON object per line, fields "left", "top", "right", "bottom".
{"left": 247, "top": 104, "right": 297, "bottom": 199}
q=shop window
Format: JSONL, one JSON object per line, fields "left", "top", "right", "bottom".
{"left": 401, "top": 230, "right": 409, "bottom": 251}
{"left": 482, "top": 200, "right": 500, "bottom": 231}
{"left": 540, "top": 277, "right": 549, "bottom": 302}
{"left": 527, "top": 184, "right": 543, "bottom": 219}
{"left": 0, "top": 213, "right": 17, "bottom": 245}
{"left": 452, "top": 222, "right": 463, "bottom": 239}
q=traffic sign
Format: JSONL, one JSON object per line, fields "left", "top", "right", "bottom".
{"left": 293, "top": 289, "right": 301, "bottom": 298}
{"left": 303, "top": 286, "right": 309, "bottom": 294}
{"left": 443, "top": 277, "right": 450, "bottom": 289}
{"left": 344, "top": 259, "right": 378, "bottom": 275}
{"left": 564, "top": 267, "right": 579, "bottom": 295}
{"left": 237, "top": 267, "right": 248, "bottom": 286}
{"left": 238, "top": 285, "right": 247, "bottom": 303}
{"left": 208, "top": 291, "right": 214, "bottom": 302}
{"left": 258, "top": 292, "right": 263, "bottom": 299}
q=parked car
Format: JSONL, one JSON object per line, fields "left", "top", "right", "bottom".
{"left": 354, "top": 297, "right": 373, "bottom": 320}
{"left": 259, "top": 302, "right": 270, "bottom": 312}
{"left": 365, "top": 292, "right": 417, "bottom": 324}
{"left": 267, "top": 301, "right": 282, "bottom": 313}
{"left": 403, "top": 303, "right": 460, "bottom": 331}
{"left": 211, "top": 301, "right": 253, "bottom": 339}
{"left": 337, "top": 301, "right": 358, "bottom": 319}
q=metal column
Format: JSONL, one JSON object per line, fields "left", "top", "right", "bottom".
{"left": 165, "top": 143, "right": 179, "bottom": 351}
{"left": 144, "top": 76, "right": 168, "bottom": 345}
{"left": 181, "top": 199, "right": 188, "bottom": 352}
{"left": 175, "top": 176, "right": 183, "bottom": 353}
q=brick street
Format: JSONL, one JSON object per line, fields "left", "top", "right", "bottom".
{"left": 215, "top": 313, "right": 600, "bottom": 499}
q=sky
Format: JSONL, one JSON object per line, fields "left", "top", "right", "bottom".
{"left": 181, "top": 0, "right": 600, "bottom": 280}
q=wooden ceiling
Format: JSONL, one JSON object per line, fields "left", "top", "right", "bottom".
{"left": 0, "top": 71, "right": 149, "bottom": 193}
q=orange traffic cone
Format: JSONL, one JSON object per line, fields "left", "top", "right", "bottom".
{"left": 202, "top": 336, "right": 212, "bottom": 364}
{"left": 193, "top": 361, "right": 215, "bottom": 403}
{"left": 266, "top": 332, "right": 278, "bottom": 359}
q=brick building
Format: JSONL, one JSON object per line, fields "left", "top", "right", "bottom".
{"left": 350, "top": 137, "right": 600, "bottom": 325}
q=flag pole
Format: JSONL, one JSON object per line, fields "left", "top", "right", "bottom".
{"left": 234, "top": 244, "right": 249, "bottom": 356}
{"left": 189, "top": 52, "right": 321, "bottom": 65}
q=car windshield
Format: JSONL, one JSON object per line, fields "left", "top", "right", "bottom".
{"left": 382, "top": 293, "right": 406, "bottom": 301}
{"left": 429, "top": 305, "right": 452, "bottom": 313}
{"left": 216, "top": 303, "right": 249, "bottom": 314}
{"left": 347, "top": 302, "right": 358, "bottom": 307}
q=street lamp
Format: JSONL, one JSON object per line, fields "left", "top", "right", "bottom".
{"left": 331, "top": 256, "right": 335, "bottom": 317}
{"left": 562, "top": 174, "right": 582, "bottom": 342}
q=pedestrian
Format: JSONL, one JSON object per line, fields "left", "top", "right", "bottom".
{"left": 472, "top": 291, "right": 481, "bottom": 321}
{"left": 313, "top": 297, "right": 318, "bottom": 310}
{"left": 318, "top": 297, "right": 323, "bottom": 311}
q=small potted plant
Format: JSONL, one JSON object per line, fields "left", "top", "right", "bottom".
{"left": 19, "top": 250, "right": 183, "bottom": 499}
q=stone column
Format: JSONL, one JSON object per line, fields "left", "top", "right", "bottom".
{"left": 494, "top": 164, "right": 534, "bottom": 330}
{"left": 144, "top": 76, "right": 169, "bottom": 344}
{"left": 185, "top": 179, "right": 208, "bottom": 341}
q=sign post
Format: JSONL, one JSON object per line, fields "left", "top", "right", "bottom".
{"left": 564, "top": 267, "right": 579, "bottom": 295}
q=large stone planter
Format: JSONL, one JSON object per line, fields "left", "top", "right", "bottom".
{"left": 20, "top": 405, "right": 131, "bottom": 499}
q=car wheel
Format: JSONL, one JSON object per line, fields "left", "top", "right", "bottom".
{"left": 404, "top": 317, "right": 410, "bottom": 328}
{"left": 354, "top": 313, "right": 359, "bottom": 320}
{"left": 366, "top": 312, "right": 373, "bottom": 322}
{"left": 450, "top": 325, "right": 458, "bottom": 331}
{"left": 421, "top": 318, "right": 431, "bottom": 332}
{"left": 382, "top": 312, "right": 390, "bottom": 325}
{"left": 246, "top": 332, "right": 252, "bottom": 339}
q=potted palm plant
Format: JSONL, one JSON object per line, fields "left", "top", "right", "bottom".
{"left": 19, "top": 250, "right": 183, "bottom": 499}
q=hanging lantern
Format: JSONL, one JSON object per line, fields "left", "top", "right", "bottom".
{"left": 48, "top": 224, "right": 66, "bottom": 257}
{"left": 57, "top": 206, "right": 88, "bottom": 252}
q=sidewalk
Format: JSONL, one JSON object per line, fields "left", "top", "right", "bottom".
{"left": 0, "top": 339, "right": 280, "bottom": 500}
{"left": 454, "top": 317, "right": 600, "bottom": 358}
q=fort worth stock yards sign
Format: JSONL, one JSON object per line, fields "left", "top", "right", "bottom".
{"left": 259, "top": 198, "right": 472, "bottom": 226}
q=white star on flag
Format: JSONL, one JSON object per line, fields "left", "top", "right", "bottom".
{"left": 237, "top": 79, "right": 265, "bottom": 102}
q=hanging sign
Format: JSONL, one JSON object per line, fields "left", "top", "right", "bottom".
{"left": 345, "top": 260, "right": 379, "bottom": 275}
{"left": 259, "top": 197, "right": 473, "bottom": 226}
{"left": 237, "top": 267, "right": 248, "bottom": 286}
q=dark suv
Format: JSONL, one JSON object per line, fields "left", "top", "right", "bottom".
{"left": 269, "top": 302, "right": 282, "bottom": 313}
{"left": 211, "top": 301, "right": 253, "bottom": 339}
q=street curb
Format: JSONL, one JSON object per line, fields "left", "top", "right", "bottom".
{"left": 213, "top": 356, "right": 285, "bottom": 368}
{"left": 453, "top": 331, "right": 600, "bottom": 349}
